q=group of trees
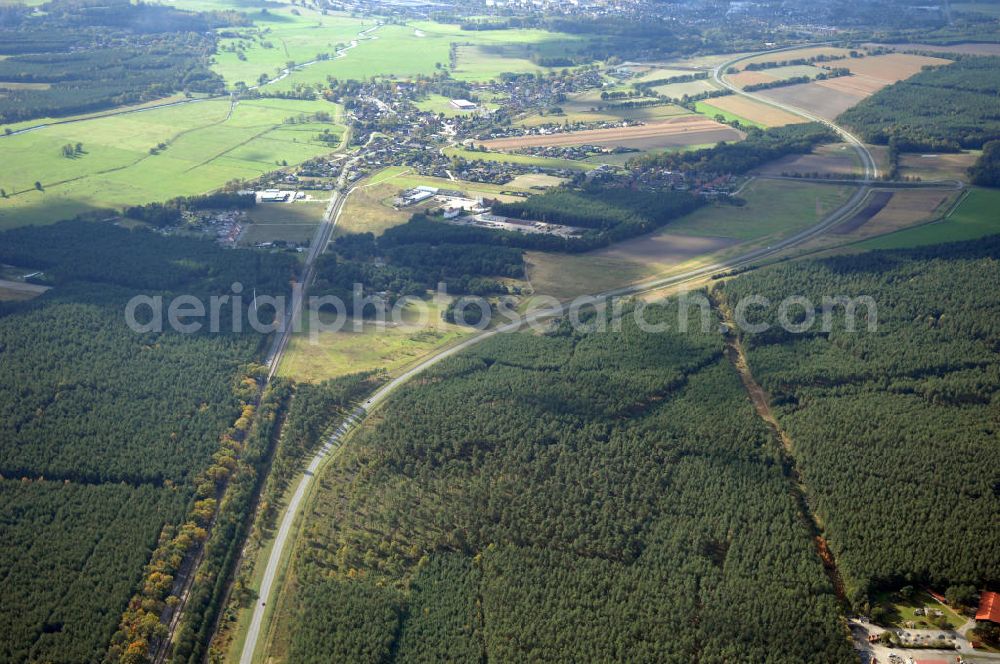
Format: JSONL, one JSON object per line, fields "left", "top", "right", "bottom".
{"left": 280, "top": 301, "right": 854, "bottom": 663}
{"left": 123, "top": 191, "right": 257, "bottom": 228}
{"left": 0, "top": 0, "right": 236, "bottom": 123}
{"left": 839, "top": 56, "right": 1000, "bottom": 151}
{"left": 719, "top": 236, "right": 1000, "bottom": 605}
{"left": 969, "top": 139, "right": 1000, "bottom": 187}
{"left": 492, "top": 186, "right": 703, "bottom": 240}
{"left": 628, "top": 122, "right": 838, "bottom": 175}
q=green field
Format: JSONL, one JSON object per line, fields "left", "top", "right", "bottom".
{"left": 240, "top": 200, "right": 328, "bottom": 245}
{"left": 0, "top": 98, "right": 344, "bottom": 228}
{"left": 669, "top": 179, "right": 851, "bottom": 240}
{"left": 277, "top": 296, "right": 473, "bottom": 383}
{"left": 694, "top": 100, "right": 765, "bottom": 128}
{"left": 652, "top": 79, "right": 719, "bottom": 98}
{"left": 852, "top": 187, "right": 1000, "bottom": 250}
{"left": 212, "top": 9, "right": 371, "bottom": 87}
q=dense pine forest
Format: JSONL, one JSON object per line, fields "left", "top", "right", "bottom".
{"left": 0, "top": 0, "right": 235, "bottom": 123}
{"left": 719, "top": 237, "right": 1000, "bottom": 605}
{"left": 838, "top": 56, "right": 1000, "bottom": 152}
{"left": 0, "top": 221, "right": 292, "bottom": 663}
{"left": 275, "top": 302, "right": 853, "bottom": 663}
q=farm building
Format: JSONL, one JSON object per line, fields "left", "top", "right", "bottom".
{"left": 396, "top": 185, "right": 439, "bottom": 206}
{"left": 258, "top": 189, "right": 293, "bottom": 203}
{"left": 977, "top": 591, "right": 1000, "bottom": 623}
{"left": 450, "top": 99, "right": 478, "bottom": 111}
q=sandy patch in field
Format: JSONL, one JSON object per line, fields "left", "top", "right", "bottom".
{"left": 754, "top": 143, "right": 859, "bottom": 176}
{"left": 866, "top": 42, "right": 1000, "bottom": 56}
{"left": 703, "top": 95, "right": 806, "bottom": 127}
{"left": 757, "top": 82, "right": 866, "bottom": 120}
{"left": 480, "top": 116, "right": 744, "bottom": 150}
{"left": 728, "top": 70, "right": 777, "bottom": 88}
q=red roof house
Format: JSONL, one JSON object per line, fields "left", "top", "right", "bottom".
{"left": 977, "top": 590, "right": 1000, "bottom": 623}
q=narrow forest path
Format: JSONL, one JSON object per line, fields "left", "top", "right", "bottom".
{"left": 711, "top": 292, "right": 850, "bottom": 610}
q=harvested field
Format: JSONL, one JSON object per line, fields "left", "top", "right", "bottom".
{"left": 840, "top": 53, "right": 951, "bottom": 83}
{"left": 816, "top": 75, "right": 887, "bottom": 97}
{"left": 703, "top": 95, "right": 807, "bottom": 127}
{"left": 832, "top": 191, "right": 893, "bottom": 234}
{"left": 859, "top": 189, "right": 951, "bottom": 235}
{"left": 480, "top": 116, "right": 743, "bottom": 150}
{"left": 756, "top": 53, "right": 952, "bottom": 119}
{"left": 757, "top": 82, "right": 866, "bottom": 120}
{"left": 754, "top": 143, "right": 859, "bottom": 176}
{"left": 0, "top": 278, "right": 49, "bottom": 301}
{"left": 506, "top": 173, "right": 567, "bottom": 188}
{"left": 899, "top": 152, "right": 978, "bottom": 182}
{"left": 727, "top": 70, "right": 777, "bottom": 88}
{"left": 866, "top": 41, "right": 1000, "bottom": 56}
{"left": 652, "top": 79, "right": 718, "bottom": 98}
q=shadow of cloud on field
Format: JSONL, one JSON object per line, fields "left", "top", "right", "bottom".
{"left": 0, "top": 196, "right": 114, "bottom": 231}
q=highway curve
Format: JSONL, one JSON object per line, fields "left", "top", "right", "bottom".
{"left": 239, "top": 46, "right": 884, "bottom": 664}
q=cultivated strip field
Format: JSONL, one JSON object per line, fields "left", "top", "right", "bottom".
{"left": 480, "top": 116, "right": 743, "bottom": 150}
{"left": 701, "top": 94, "right": 807, "bottom": 127}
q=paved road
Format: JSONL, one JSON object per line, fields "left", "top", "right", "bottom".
{"left": 239, "top": 46, "right": 885, "bottom": 664}
{"left": 711, "top": 46, "right": 879, "bottom": 182}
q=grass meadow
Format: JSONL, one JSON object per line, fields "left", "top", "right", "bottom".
{"left": 0, "top": 98, "right": 343, "bottom": 228}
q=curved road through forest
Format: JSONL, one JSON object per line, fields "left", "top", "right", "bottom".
{"left": 240, "top": 45, "right": 885, "bottom": 664}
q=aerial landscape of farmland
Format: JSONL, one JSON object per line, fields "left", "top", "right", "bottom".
{"left": 1, "top": 0, "right": 1000, "bottom": 663}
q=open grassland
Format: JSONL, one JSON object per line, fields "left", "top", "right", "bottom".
{"left": 527, "top": 179, "right": 852, "bottom": 299}
{"left": 482, "top": 116, "right": 743, "bottom": 150}
{"left": 668, "top": 178, "right": 853, "bottom": 240}
{"left": 899, "top": 151, "right": 979, "bottom": 181}
{"left": 442, "top": 146, "right": 595, "bottom": 171}
{"left": 526, "top": 234, "right": 733, "bottom": 300}
{"left": 277, "top": 296, "right": 473, "bottom": 383}
{"left": 336, "top": 176, "right": 416, "bottom": 237}
{"left": 240, "top": 200, "right": 328, "bottom": 245}
{"left": 0, "top": 97, "right": 343, "bottom": 228}
{"left": 852, "top": 187, "right": 1000, "bottom": 250}
{"left": 754, "top": 143, "right": 860, "bottom": 176}
{"left": 212, "top": 9, "right": 370, "bottom": 87}
{"left": 699, "top": 95, "right": 806, "bottom": 127}
{"left": 0, "top": 94, "right": 196, "bottom": 133}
